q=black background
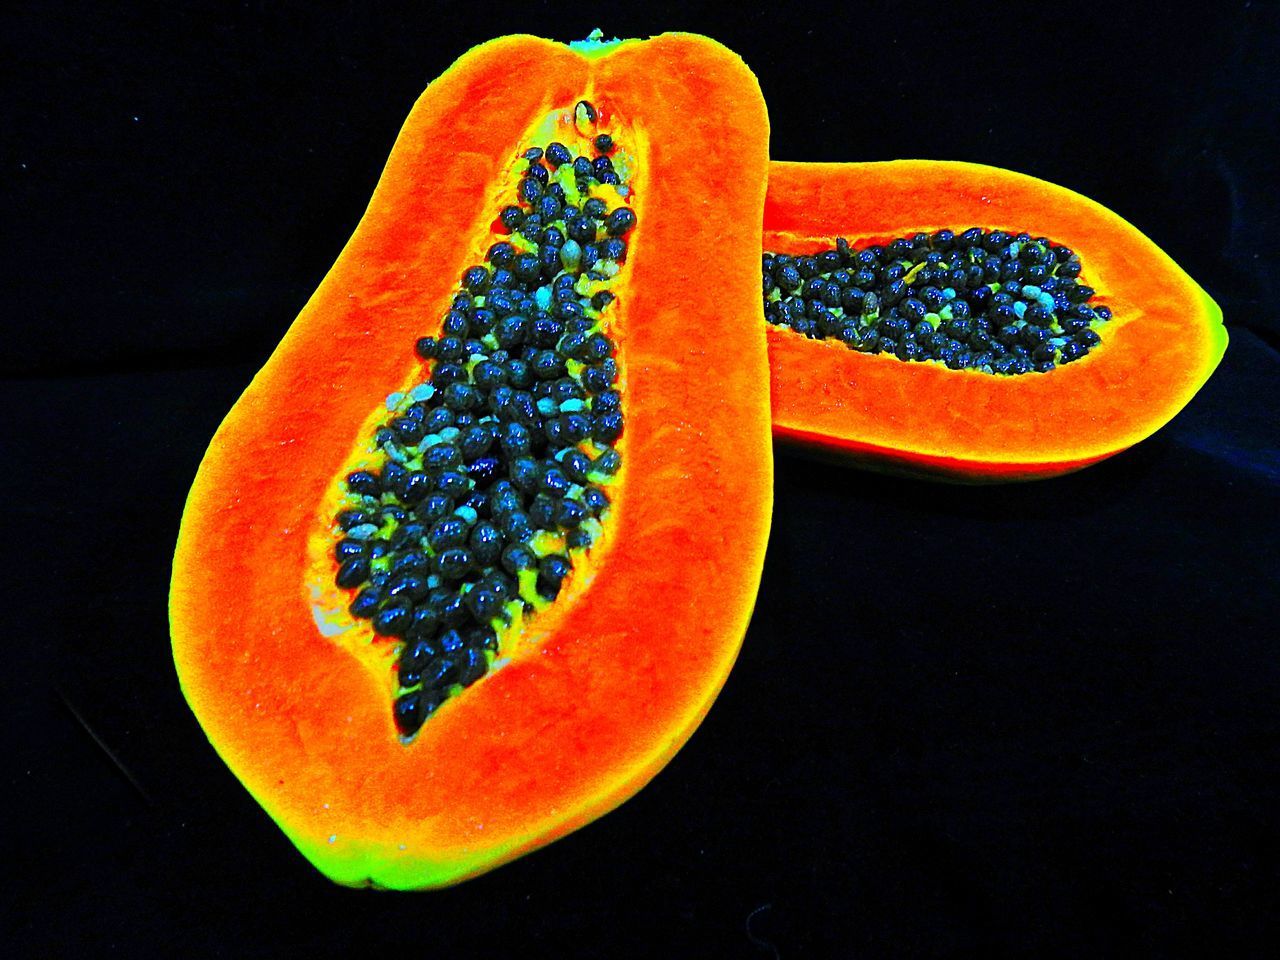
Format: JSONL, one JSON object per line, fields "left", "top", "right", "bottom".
{"left": 6, "top": 2, "right": 1279, "bottom": 956}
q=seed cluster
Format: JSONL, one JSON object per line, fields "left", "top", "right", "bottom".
{"left": 331, "top": 108, "right": 634, "bottom": 739}
{"left": 763, "top": 229, "right": 1112, "bottom": 374}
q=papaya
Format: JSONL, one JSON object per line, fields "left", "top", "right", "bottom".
{"left": 761, "top": 160, "right": 1227, "bottom": 481}
{"left": 169, "top": 32, "right": 773, "bottom": 889}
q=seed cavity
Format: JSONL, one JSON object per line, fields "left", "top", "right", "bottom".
{"left": 763, "top": 229, "right": 1111, "bottom": 374}
{"left": 330, "top": 114, "right": 637, "bottom": 740}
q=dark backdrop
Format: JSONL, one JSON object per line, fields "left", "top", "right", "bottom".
{"left": 6, "top": 2, "right": 1278, "bottom": 956}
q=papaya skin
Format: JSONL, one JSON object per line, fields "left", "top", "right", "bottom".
{"left": 763, "top": 160, "right": 1228, "bottom": 482}
{"left": 169, "top": 33, "right": 773, "bottom": 889}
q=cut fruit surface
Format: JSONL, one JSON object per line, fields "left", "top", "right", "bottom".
{"left": 170, "top": 33, "right": 773, "bottom": 889}
{"left": 763, "top": 160, "right": 1227, "bottom": 481}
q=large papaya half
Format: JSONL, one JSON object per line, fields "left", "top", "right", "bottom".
{"left": 170, "top": 33, "right": 772, "bottom": 889}
{"left": 762, "top": 160, "right": 1227, "bottom": 481}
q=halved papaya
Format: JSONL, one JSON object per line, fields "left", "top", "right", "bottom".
{"left": 169, "top": 33, "right": 772, "bottom": 889}
{"left": 762, "top": 160, "right": 1227, "bottom": 481}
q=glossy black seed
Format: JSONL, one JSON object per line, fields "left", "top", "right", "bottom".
{"left": 392, "top": 550, "right": 430, "bottom": 577}
{"left": 594, "top": 133, "right": 613, "bottom": 153}
{"left": 1031, "top": 342, "right": 1057, "bottom": 363}
{"left": 567, "top": 216, "right": 596, "bottom": 244}
{"left": 415, "top": 336, "right": 438, "bottom": 361}
{"left": 1021, "top": 325, "right": 1050, "bottom": 348}
{"left": 460, "top": 265, "right": 489, "bottom": 294}
{"left": 510, "top": 456, "right": 541, "bottom": 493}
{"left": 457, "top": 426, "right": 494, "bottom": 461}
{"left": 498, "top": 205, "right": 524, "bottom": 231}
{"left": 373, "top": 599, "right": 413, "bottom": 637}
{"left": 775, "top": 264, "right": 802, "bottom": 293}
{"left": 336, "top": 509, "right": 373, "bottom": 532}
{"left": 489, "top": 484, "right": 523, "bottom": 520}
{"left": 469, "top": 522, "right": 503, "bottom": 565}
{"left": 592, "top": 447, "right": 622, "bottom": 475}
{"left": 389, "top": 522, "right": 426, "bottom": 551}
{"left": 427, "top": 517, "right": 468, "bottom": 551}
{"left": 506, "top": 359, "right": 534, "bottom": 390}
{"left": 457, "top": 647, "right": 489, "bottom": 687}
{"left": 430, "top": 591, "right": 466, "bottom": 628}
{"left": 335, "top": 538, "right": 367, "bottom": 562}
{"left": 527, "top": 162, "right": 549, "bottom": 185}
{"left": 412, "top": 492, "right": 452, "bottom": 524}
{"left": 387, "top": 574, "right": 430, "bottom": 604}
{"left": 600, "top": 237, "right": 626, "bottom": 262}
{"left": 537, "top": 554, "right": 571, "bottom": 600}
{"left": 540, "top": 465, "right": 571, "bottom": 498}
{"left": 399, "top": 632, "right": 437, "bottom": 678}
{"left": 495, "top": 315, "right": 529, "bottom": 349}
{"left": 555, "top": 413, "right": 588, "bottom": 444}
{"left": 488, "top": 242, "right": 518, "bottom": 269}
{"left": 432, "top": 362, "right": 467, "bottom": 387}
{"left": 434, "top": 548, "right": 473, "bottom": 581}
{"left": 507, "top": 391, "right": 538, "bottom": 425}
{"left": 466, "top": 456, "right": 502, "bottom": 488}
{"left": 398, "top": 471, "right": 434, "bottom": 505}
{"left": 529, "top": 494, "right": 557, "bottom": 527}
{"left": 518, "top": 177, "right": 542, "bottom": 205}
{"left": 592, "top": 411, "right": 624, "bottom": 444}
{"left": 345, "top": 470, "right": 381, "bottom": 498}
{"left": 529, "top": 315, "right": 564, "bottom": 348}
{"left": 335, "top": 556, "right": 370, "bottom": 589}
{"left": 513, "top": 253, "right": 542, "bottom": 284}
{"left": 430, "top": 625, "right": 463, "bottom": 656}
{"left": 465, "top": 585, "right": 503, "bottom": 623}
{"left": 555, "top": 498, "right": 587, "bottom": 528}
{"left": 590, "top": 389, "right": 620, "bottom": 414}
{"left": 1059, "top": 340, "right": 1088, "bottom": 363}
{"left": 517, "top": 214, "right": 543, "bottom": 242}
{"left": 436, "top": 471, "right": 470, "bottom": 499}
{"left": 580, "top": 365, "right": 611, "bottom": 394}
{"left": 532, "top": 350, "right": 565, "bottom": 380}
{"left": 393, "top": 690, "right": 429, "bottom": 736}
{"left": 421, "top": 656, "right": 459, "bottom": 691}
{"left": 349, "top": 585, "right": 382, "bottom": 619}
{"left": 561, "top": 449, "right": 592, "bottom": 483}
{"left": 434, "top": 336, "right": 465, "bottom": 362}
{"left": 541, "top": 140, "right": 571, "bottom": 166}
{"left": 443, "top": 383, "right": 481, "bottom": 412}
{"left": 501, "top": 542, "right": 537, "bottom": 577}
{"left": 582, "top": 486, "right": 609, "bottom": 515}
{"left": 552, "top": 377, "right": 586, "bottom": 403}
{"left": 605, "top": 208, "right": 636, "bottom": 236}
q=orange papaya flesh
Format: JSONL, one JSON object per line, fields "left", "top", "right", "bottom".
{"left": 169, "top": 33, "right": 773, "bottom": 890}
{"left": 763, "top": 160, "right": 1227, "bottom": 482}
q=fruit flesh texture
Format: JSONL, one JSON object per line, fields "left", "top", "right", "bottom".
{"left": 763, "top": 160, "right": 1227, "bottom": 482}
{"left": 170, "top": 34, "right": 772, "bottom": 889}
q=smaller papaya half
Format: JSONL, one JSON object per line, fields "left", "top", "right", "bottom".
{"left": 762, "top": 160, "right": 1227, "bottom": 481}
{"left": 170, "top": 33, "right": 772, "bottom": 889}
